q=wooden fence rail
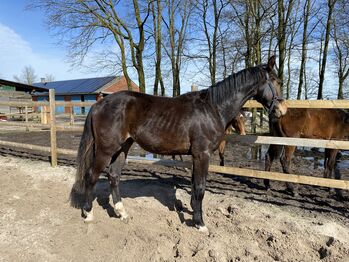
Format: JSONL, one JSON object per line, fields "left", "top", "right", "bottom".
{"left": 1, "top": 91, "right": 349, "bottom": 191}
{"left": 0, "top": 138, "right": 348, "bottom": 190}
{"left": 2, "top": 99, "right": 349, "bottom": 108}
{"left": 227, "top": 135, "right": 349, "bottom": 150}
{"left": 243, "top": 99, "right": 349, "bottom": 108}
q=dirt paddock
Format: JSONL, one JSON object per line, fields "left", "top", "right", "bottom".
{"left": 0, "top": 130, "right": 349, "bottom": 261}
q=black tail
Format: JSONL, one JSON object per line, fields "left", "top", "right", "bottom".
{"left": 70, "top": 109, "right": 95, "bottom": 208}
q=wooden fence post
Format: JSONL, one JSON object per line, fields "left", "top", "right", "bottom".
{"left": 70, "top": 106, "right": 74, "bottom": 125}
{"left": 49, "top": 89, "right": 57, "bottom": 167}
{"left": 25, "top": 106, "right": 29, "bottom": 131}
{"left": 191, "top": 84, "right": 198, "bottom": 92}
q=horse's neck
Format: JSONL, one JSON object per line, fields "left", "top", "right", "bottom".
{"left": 216, "top": 87, "right": 256, "bottom": 129}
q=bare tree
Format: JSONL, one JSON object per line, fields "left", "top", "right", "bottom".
{"left": 195, "top": 0, "right": 229, "bottom": 85}
{"left": 45, "top": 74, "right": 55, "bottom": 82}
{"left": 332, "top": 1, "right": 349, "bottom": 99}
{"left": 31, "top": 0, "right": 151, "bottom": 93}
{"left": 297, "top": 0, "right": 311, "bottom": 99}
{"left": 163, "top": 0, "right": 193, "bottom": 97}
{"left": 285, "top": 0, "right": 301, "bottom": 99}
{"left": 277, "top": 0, "right": 295, "bottom": 95}
{"left": 13, "top": 66, "right": 38, "bottom": 85}
{"left": 151, "top": 0, "right": 165, "bottom": 96}
{"left": 317, "top": 0, "right": 337, "bottom": 99}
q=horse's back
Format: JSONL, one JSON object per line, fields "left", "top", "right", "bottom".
{"left": 277, "top": 108, "right": 348, "bottom": 139}
{"left": 91, "top": 90, "right": 224, "bottom": 155}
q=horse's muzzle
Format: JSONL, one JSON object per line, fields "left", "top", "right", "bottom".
{"left": 273, "top": 99, "right": 287, "bottom": 118}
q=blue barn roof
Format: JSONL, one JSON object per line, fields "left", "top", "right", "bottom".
{"left": 33, "top": 76, "right": 118, "bottom": 95}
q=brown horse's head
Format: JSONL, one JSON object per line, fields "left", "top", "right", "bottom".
{"left": 255, "top": 56, "right": 287, "bottom": 118}
{"left": 232, "top": 113, "right": 246, "bottom": 135}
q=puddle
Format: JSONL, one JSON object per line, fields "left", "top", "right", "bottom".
{"left": 337, "top": 159, "right": 349, "bottom": 169}
{"left": 139, "top": 153, "right": 165, "bottom": 160}
{"left": 245, "top": 145, "right": 269, "bottom": 160}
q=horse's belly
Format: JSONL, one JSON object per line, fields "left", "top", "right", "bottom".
{"left": 132, "top": 131, "right": 191, "bottom": 155}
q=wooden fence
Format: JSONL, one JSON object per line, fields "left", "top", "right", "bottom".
{"left": 0, "top": 89, "right": 348, "bottom": 191}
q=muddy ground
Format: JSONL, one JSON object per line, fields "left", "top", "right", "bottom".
{"left": 0, "top": 129, "right": 348, "bottom": 261}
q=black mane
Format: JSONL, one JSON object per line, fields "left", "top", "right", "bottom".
{"left": 206, "top": 65, "right": 267, "bottom": 105}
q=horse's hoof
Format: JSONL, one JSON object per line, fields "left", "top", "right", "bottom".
{"left": 121, "top": 215, "right": 130, "bottom": 224}
{"left": 115, "top": 202, "right": 129, "bottom": 221}
{"left": 291, "top": 190, "right": 299, "bottom": 197}
{"left": 83, "top": 209, "right": 94, "bottom": 223}
{"left": 196, "top": 225, "right": 209, "bottom": 234}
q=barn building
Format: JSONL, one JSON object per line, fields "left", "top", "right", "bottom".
{"left": 0, "top": 78, "right": 48, "bottom": 115}
{"left": 32, "top": 76, "right": 139, "bottom": 114}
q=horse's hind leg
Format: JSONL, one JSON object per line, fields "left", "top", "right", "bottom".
{"left": 83, "top": 150, "right": 112, "bottom": 221}
{"left": 324, "top": 149, "right": 338, "bottom": 178}
{"left": 325, "top": 149, "right": 344, "bottom": 199}
{"left": 108, "top": 138, "right": 133, "bottom": 220}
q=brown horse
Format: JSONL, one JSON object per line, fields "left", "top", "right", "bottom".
{"left": 70, "top": 56, "right": 287, "bottom": 232}
{"left": 264, "top": 108, "right": 349, "bottom": 197}
{"left": 219, "top": 113, "right": 246, "bottom": 166}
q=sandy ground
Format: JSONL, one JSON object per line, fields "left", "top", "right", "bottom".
{"left": 0, "top": 151, "right": 348, "bottom": 262}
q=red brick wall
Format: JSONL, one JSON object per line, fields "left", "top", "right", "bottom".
{"left": 104, "top": 76, "right": 139, "bottom": 93}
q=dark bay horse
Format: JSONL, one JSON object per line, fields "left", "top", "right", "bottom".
{"left": 174, "top": 112, "right": 246, "bottom": 163}
{"left": 219, "top": 112, "right": 246, "bottom": 166}
{"left": 265, "top": 108, "right": 349, "bottom": 197}
{"left": 70, "top": 56, "right": 287, "bottom": 232}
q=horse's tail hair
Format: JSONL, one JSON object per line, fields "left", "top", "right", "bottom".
{"left": 70, "top": 109, "right": 94, "bottom": 209}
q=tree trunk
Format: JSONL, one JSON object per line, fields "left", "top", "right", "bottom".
{"left": 277, "top": 0, "right": 294, "bottom": 96}
{"left": 338, "top": 77, "right": 344, "bottom": 99}
{"left": 152, "top": 0, "right": 164, "bottom": 96}
{"left": 244, "top": 2, "right": 252, "bottom": 67}
{"left": 297, "top": 0, "right": 311, "bottom": 99}
{"left": 133, "top": 0, "right": 147, "bottom": 93}
{"left": 318, "top": 0, "right": 336, "bottom": 99}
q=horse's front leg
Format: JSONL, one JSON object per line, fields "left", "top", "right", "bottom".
{"left": 191, "top": 151, "right": 210, "bottom": 232}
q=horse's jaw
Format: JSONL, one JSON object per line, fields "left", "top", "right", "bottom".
{"left": 273, "top": 100, "right": 288, "bottom": 118}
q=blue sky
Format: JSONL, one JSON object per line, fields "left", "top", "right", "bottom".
{"left": 0, "top": 1, "right": 339, "bottom": 97}
{"left": 0, "top": 0, "right": 105, "bottom": 82}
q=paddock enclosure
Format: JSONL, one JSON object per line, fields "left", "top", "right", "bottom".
{"left": 0, "top": 90, "right": 348, "bottom": 261}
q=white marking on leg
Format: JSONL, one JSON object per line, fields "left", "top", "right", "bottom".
{"left": 84, "top": 208, "right": 94, "bottom": 222}
{"left": 115, "top": 201, "right": 128, "bottom": 220}
{"left": 198, "top": 225, "right": 209, "bottom": 234}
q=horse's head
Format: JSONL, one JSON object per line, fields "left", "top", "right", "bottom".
{"left": 254, "top": 56, "right": 287, "bottom": 118}
{"left": 232, "top": 113, "right": 246, "bottom": 135}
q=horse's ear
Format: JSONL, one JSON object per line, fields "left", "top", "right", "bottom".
{"left": 267, "top": 56, "right": 276, "bottom": 71}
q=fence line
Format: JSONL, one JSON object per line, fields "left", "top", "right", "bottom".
{"left": 243, "top": 99, "right": 349, "bottom": 108}
{"left": 1, "top": 92, "right": 349, "bottom": 191}
{"left": 0, "top": 138, "right": 348, "bottom": 190}
{"left": 2, "top": 99, "right": 349, "bottom": 108}
{"left": 227, "top": 134, "right": 349, "bottom": 150}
